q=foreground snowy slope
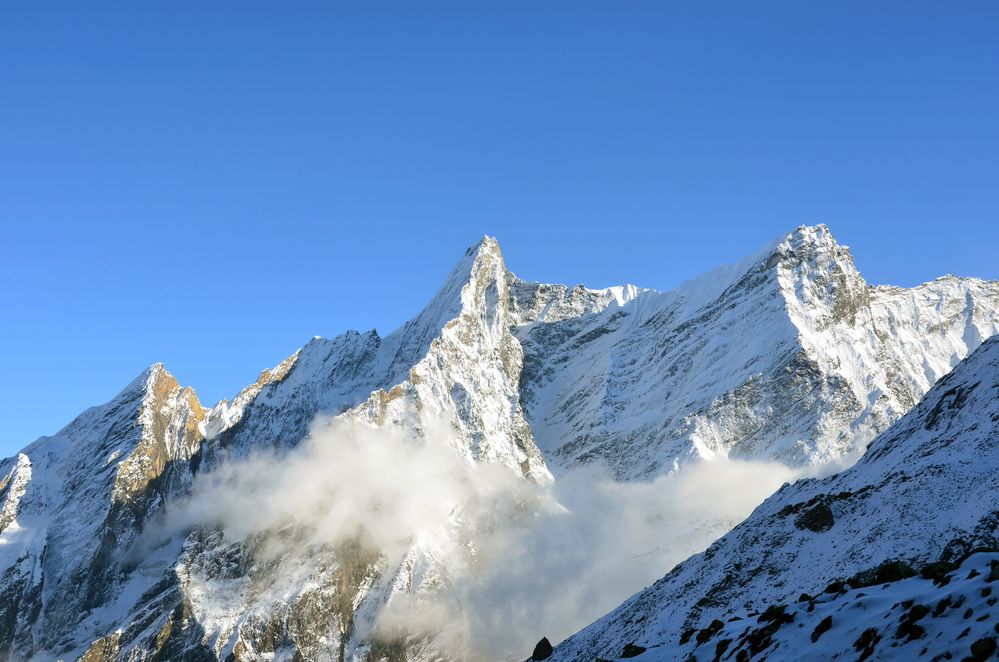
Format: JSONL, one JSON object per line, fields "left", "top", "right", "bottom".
{"left": 663, "top": 551, "right": 999, "bottom": 661}
{"left": 0, "top": 226, "right": 996, "bottom": 660}
{"left": 547, "top": 334, "right": 999, "bottom": 661}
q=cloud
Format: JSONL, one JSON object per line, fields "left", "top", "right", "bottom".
{"left": 149, "top": 416, "right": 800, "bottom": 660}
{"left": 455, "top": 457, "right": 798, "bottom": 658}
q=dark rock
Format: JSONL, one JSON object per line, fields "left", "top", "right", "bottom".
{"left": 824, "top": 580, "right": 848, "bottom": 595}
{"left": 811, "top": 615, "right": 832, "bottom": 642}
{"left": 795, "top": 502, "right": 835, "bottom": 532}
{"left": 531, "top": 636, "right": 553, "bottom": 660}
{"left": 895, "top": 604, "right": 930, "bottom": 641}
{"left": 696, "top": 619, "right": 725, "bottom": 645}
{"left": 850, "top": 560, "right": 917, "bottom": 589}
{"left": 853, "top": 627, "right": 881, "bottom": 661}
{"left": 933, "top": 597, "right": 952, "bottom": 616}
{"left": 713, "top": 638, "right": 731, "bottom": 661}
{"left": 621, "top": 642, "right": 646, "bottom": 658}
{"left": 969, "top": 637, "right": 996, "bottom": 661}
{"left": 743, "top": 606, "right": 794, "bottom": 655}
{"left": 921, "top": 561, "right": 957, "bottom": 586}
{"left": 907, "top": 604, "right": 930, "bottom": 622}
{"left": 758, "top": 605, "right": 790, "bottom": 624}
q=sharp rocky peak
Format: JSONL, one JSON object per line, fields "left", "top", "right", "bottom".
{"left": 764, "top": 224, "right": 865, "bottom": 293}
{"left": 722, "top": 224, "right": 858, "bottom": 285}
{"left": 113, "top": 362, "right": 204, "bottom": 417}
{"left": 421, "top": 234, "right": 508, "bottom": 321}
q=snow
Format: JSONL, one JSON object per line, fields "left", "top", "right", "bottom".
{"left": 0, "top": 225, "right": 996, "bottom": 660}
{"left": 548, "top": 335, "right": 999, "bottom": 660}
{"left": 514, "top": 224, "right": 999, "bottom": 478}
{"left": 623, "top": 551, "right": 999, "bottom": 661}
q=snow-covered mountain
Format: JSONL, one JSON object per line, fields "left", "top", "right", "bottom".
{"left": 516, "top": 224, "right": 999, "bottom": 478}
{"left": 546, "top": 333, "right": 999, "bottom": 661}
{"left": 0, "top": 225, "right": 996, "bottom": 660}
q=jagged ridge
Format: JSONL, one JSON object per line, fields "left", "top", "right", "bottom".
{"left": 0, "top": 226, "right": 996, "bottom": 660}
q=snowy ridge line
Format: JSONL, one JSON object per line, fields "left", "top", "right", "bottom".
{"left": 0, "top": 226, "right": 997, "bottom": 660}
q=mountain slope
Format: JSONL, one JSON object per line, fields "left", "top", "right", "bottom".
{"left": 515, "top": 225, "right": 999, "bottom": 478}
{"left": 0, "top": 226, "right": 996, "bottom": 660}
{"left": 547, "top": 334, "right": 999, "bottom": 660}
{"left": 663, "top": 550, "right": 999, "bottom": 661}
{"left": 0, "top": 365, "right": 207, "bottom": 657}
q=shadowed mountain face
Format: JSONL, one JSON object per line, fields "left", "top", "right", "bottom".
{"left": 0, "top": 226, "right": 996, "bottom": 660}
{"left": 547, "top": 334, "right": 999, "bottom": 661}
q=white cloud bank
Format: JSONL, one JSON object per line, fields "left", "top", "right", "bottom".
{"left": 152, "top": 416, "right": 801, "bottom": 660}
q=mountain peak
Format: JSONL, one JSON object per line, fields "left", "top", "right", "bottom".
{"left": 762, "top": 224, "right": 847, "bottom": 266}
{"left": 390, "top": 236, "right": 509, "bottom": 339}
{"left": 109, "top": 363, "right": 206, "bottom": 430}
{"left": 770, "top": 223, "right": 867, "bottom": 325}
{"left": 116, "top": 362, "right": 173, "bottom": 400}
{"left": 456, "top": 234, "right": 505, "bottom": 280}
{"left": 777, "top": 223, "right": 853, "bottom": 266}
{"left": 467, "top": 234, "right": 501, "bottom": 256}
{"left": 787, "top": 222, "right": 834, "bottom": 242}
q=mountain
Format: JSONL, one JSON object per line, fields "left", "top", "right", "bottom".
{"left": 0, "top": 226, "right": 996, "bottom": 660}
{"left": 516, "top": 224, "right": 999, "bottom": 478}
{"left": 546, "top": 334, "right": 999, "bottom": 661}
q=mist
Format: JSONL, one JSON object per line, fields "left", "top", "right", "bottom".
{"left": 153, "top": 415, "right": 801, "bottom": 660}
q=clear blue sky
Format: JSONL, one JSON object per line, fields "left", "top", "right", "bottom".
{"left": 2, "top": 2, "right": 997, "bottom": 454}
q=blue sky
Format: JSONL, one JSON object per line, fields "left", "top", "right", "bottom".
{"left": 1, "top": 2, "right": 997, "bottom": 454}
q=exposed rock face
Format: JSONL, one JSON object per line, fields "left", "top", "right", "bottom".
{"left": 531, "top": 636, "right": 553, "bottom": 660}
{"left": 0, "top": 364, "right": 207, "bottom": 658}
{"left": 547, "top": 335, "right": 999, "bottom": 661}
{"left": 0, "top": 226, "right": 996, "bottom": 660}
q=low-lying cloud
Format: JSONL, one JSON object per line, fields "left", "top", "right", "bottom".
{"left": 150, "top": 416, "right": 800, "bottom": 660}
